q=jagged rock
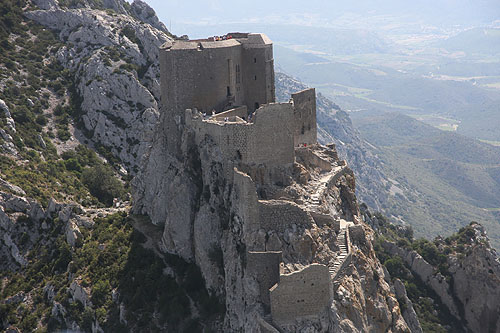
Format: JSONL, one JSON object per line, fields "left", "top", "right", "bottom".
{"left": 37, "top": 134, "right": 47, "bottom": 149}
{"left": 43, "top": 284, "right": 56, "bottom": 302}
{"left": 0, "top": 99, "right": 16, "bottom": 132}
{"left": 0, "top": 206, "right": 12, "bottom": 230}
{"left": 25, "top": 7, "right": 171, "bottom": 170}
{"left": 58, "top": 206, "right": 73, "bottom": 223}
{"left": 0, "top": 178, "right": 25, "bottom": 196}
{"left": 65, "top": 218, "right": 82, "bottom": 247}
{"left": 393, "top": 279, "right": 423, "bottom": 333}
{"left": 3, "top": 233, "right": 27, "bottom": 266}
{"left": 382, "top": 240, "right": 461, "bottom": 320}
{"left": 0, "top": 129, "right": 17, "bottom": 155}
{"left": 74, "top": 214, "right": 94, "bottom": 229}
{"left": 348, "top": 224, "right": 366, "bottom": 245}
{"left": 3, "top": 195, "right": 30, "bottom": 213}
{"left": 32, "top": 0, "right": 59, "bottom": 10}
{"left": 46, "top": 197, "right": 63, "bottom": 217}
{"left": 28, "top": 199, "right": 45, "bottom": 222}
{"left": 69, "top": 280, "right": 92, "bottom": 307}
{"left": 130, "top": 0, "right": 169, "bottom": 32}
{"left": 51, "top": 302, "right": 67, "bottom": 318}
{"left": 445, "top": 224, "right": 500, "bottom": 333}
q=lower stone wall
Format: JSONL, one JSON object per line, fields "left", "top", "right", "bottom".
{"left": 213, "top": 105, "right": 248, "bottom": 120}
{"left": 295, "top": 147, "right": 332, "bottom": 172}
{"left": 247, "top": 251, "right": 282, "bottom": 308}
{"left": 269, "top": 263, "right": 332, "bottom": 325}
{"left": 258, "top": 200, "right": 313, "bottom": 232}
{"left": 292, "top": 88, "right": 317, "bottom": 146}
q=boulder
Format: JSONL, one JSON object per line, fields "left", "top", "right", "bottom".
{"left": 4, "top": 195, "right": 30, "bottom": 213}
{"left": 69, "top": 280, "right": 92, "bottom": 307}
{"left": 0, "top": 178, "right": 26, "bottom": 196}
{"left": 65, "top": 219, "right": 82, "bottom": 247}
{"left": 28, "top": 199, "right": 45, "bottom": 222}
{"left": 394, "top": 278, "right": 423, "bottom": 333}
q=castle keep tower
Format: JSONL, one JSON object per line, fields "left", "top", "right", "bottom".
{"left": 160, "top": 33, "right": 275, "bottom": 149}
{"left": 159, "top": 32, "right": 317, "bottom": 162}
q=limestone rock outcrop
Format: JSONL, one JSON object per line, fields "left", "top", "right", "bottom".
{"left": 445, "top": 224, "right": 500, "bottom": 333}
{"left": 0, "top": 99, "right": 18, "bottom": 155}
{"left": 381, "top": 223, "right": 500, "bottom": 333}
{"left": 393, "top": 279, "right": 422, "bottom": 333}
{"left": 25, "top": 2, "right": 171, "bottom": 171}
{"left": 133, "top": 112, "right": 411, "bottom": 331}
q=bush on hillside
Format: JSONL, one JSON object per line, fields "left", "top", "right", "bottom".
{"left": 81, "top": 164, "right": 125, "bottom": 206}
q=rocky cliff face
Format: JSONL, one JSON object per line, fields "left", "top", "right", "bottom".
{"left": 133, "top": 105, "right": 413, "bottom": 331}
{"left": 368, "top": 207, "right": 500, "bottom": 333}
{"left": 2, "top": 0, "right": 499, "bottom": 332}
{"left": 26, "top": 0, "right": 172, "bottom": 171}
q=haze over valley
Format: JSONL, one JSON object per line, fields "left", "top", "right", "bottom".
{"left": 143, "top": 0, "right": 500, "bottom": 247}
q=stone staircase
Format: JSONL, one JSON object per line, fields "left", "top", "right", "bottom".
{"left": 305, "top": 165, "right": 348, "bottom": 211}
{"left": 329, "top": 227, "right": 350, "bottom": 279}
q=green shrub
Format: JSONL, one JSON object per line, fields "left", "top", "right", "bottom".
{"left": 92, "top": 280, "right": 111, "bottom": 307}
{"left": 64, "top": 158, "right": 82, "bottom": 173}
{"left": 384, "top": 256, "right": 408, "bottom": 280}
{"left": 81, "top": 164, "right": 126, "bottom": 206}
{"left": 35, "top": 114, "right": 47, "bottom": 125}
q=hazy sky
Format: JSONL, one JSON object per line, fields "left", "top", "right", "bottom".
{"left": 137, "top": 0, "right": 500, "bottom": 37}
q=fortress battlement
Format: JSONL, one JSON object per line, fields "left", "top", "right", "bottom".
{"left": 158, "top": 33, "right": 346, "bottom": 329}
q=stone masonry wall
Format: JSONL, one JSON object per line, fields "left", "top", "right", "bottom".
{"left": 213, "top": 105, "right": 248, "bottom": 121}
{"left": 270, "top": 263, "right": 332, "bottom": 325}
{"left": 258, "top": 200, "right": 313, "bottom": 232}
{"left": 232, "top": 169, "right": 259, "bottom": 236}
{"left": 247, "top": 251, "right": 282, "bottom": 308}
{"left": 251, "top": 103, "right": 294, "bottom": 166}
{"left": 186, "top": 102, "right": 294, "bottom": 177}
{"left": 291, "top": 88, "right": 317, "bottom": 146}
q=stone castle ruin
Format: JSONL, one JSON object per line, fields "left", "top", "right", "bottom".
{"left": 158, "top": 33, "right": 356, "bottom": 330}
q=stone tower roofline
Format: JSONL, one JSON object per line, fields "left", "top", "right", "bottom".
{"left": 160, "top": 32, "right": 272, "bottom": 50}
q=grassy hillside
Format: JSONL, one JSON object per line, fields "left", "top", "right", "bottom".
{"left": 437, "top": 28, "right": 500, "bottom": 56}
{"left": 354, "top": 113, "right": 500, "bottom": 248}
{"left": 456, "top": 100, "right": 500, "bottom": 142}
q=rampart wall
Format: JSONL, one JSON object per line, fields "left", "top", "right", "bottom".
{"left": 247, "top": 251, "right": 282, "bottom": 308}
{"left": 232, "top": 169, "right": 259, "bottom": 235}
{"left": 295, "top": 147, "right": 332, "bottom": 172}
{"left": 269, "top": 263, "right": 332, "bottom": 324}
{"left": 213, "top": 106, "right": 248, "bottom": 121}
{"left": 186, "top": 102, "right": 295, "bottom": 176}
{"left": 291, "top": 88, "right": 317, "bottom": 146}
{"left": 258, "top": 200, "right": 313, "bottom": 232}
{"left": 251, "top": 103, "right": 294, "bottom": 166}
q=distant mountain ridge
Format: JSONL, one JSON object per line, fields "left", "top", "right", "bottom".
{"left": 355, "top": 112, "right": 500, "bottom": 248}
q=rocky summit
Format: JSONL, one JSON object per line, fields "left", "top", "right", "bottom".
{"left": 0, "top": 0, "right": 499, "bottom": 332}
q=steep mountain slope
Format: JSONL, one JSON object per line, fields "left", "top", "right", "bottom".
{"left": 25, "top": 0, "right": 171, "bottom": 172}
{"left": 0, "top": 0, "right": 498, "bottom": 332}
{"left": 355, "top": 112, "right": 500, "bottom": 248}
{"left": 369, "top": 208, "right": 500, "bottom": 333}
{"left": 1, "top": 0, "right": 222, "bottom": 331}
